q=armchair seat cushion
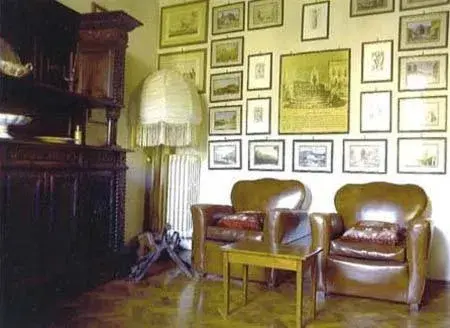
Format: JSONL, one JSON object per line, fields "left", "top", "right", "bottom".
{"left": 206, "top": 226, "right": 263, "bottom": 243}
{"left": 341, "top": 220, "right": 406, "bottom": 246}
{"left": 330, "top": 239, "right": 406, "bottom": 262}
{"left": 216, "top": 211, "right": 265, "bottom": 231}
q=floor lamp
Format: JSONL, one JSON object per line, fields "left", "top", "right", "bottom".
{"left": 133, "top": 69, "right": 202, "bottom": 279}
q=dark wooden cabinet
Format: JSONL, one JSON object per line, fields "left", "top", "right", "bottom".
{"left": 0, "top": 141, "right": 127, "bottom": 326}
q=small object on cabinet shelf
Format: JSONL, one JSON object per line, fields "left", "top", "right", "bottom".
{"left": 0, "top": 114, "right": 32, "bottom": 139}
{"left": 74, "top": 125, "right": 82, "bottom": 145}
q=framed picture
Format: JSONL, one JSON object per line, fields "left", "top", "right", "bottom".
{"left": 292, "top": 140, "right": 333, "bottom": 173}
{"left": 212, "top": 2, "right": 245, "bottom": 35}
{"left": 159, "top": 0, "right": 208, "bottom": 48}
{"left": 247, "top": 52, "right": 272, "bottom": 90}
{"left": 209, "top": 105, "right": 242, "bottom": 135}
{"left": 399, "top": 12, "right": 448, "bottom": 51}
{"left": 400, "top": 0, "right": 449, "bottom": 11}
{"left": 360, "top": 91, "right": 392, "bottom": 132}
{"left": 158, "top": 49, "right": 207, "bottom": 93}
{"left": 301, "top": 1, "right": 330, "bottom": 41}
{"left": 210, "top": 71, "right": 243, "bottom": 103}
{"left": 397, "top": 137, "right": 446, "bottom": 174}
{"left": 279, "top": 49, "right": 350, "bottom": 134}
{"left": 398, "top": 53, "right": 448, "bottom": 91}
{"left": 350, "top": 0, "right": 394, "bottom": 17}
{"left": 248, "top": 139, "right": 284, "bottom": 171}
{"left": 211, "top": 37, "right": 244, "bottom": 68}
{"left": 343, "top": 139, "right": 387, "bottom": 174}
{"left": 361, "top": 40, "right": 393, "bottom": 83}
{"left": 208, "top": 139, "right": 242, "bottom": 170}
{"left": 398, "top": 96, "right": 447, "bottom": 132}
{"left": 248, "top": 0, "right": 284, "bottom": 30}
{"left": 246, "top": 97, "right": 271, "bottom": 135}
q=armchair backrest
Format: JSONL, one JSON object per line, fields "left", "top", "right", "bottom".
{"left": 334, "top": 182, "right": 428, "bottom": 229}
{"left": 230, "top": 178, "right": 308, "bottom": 213}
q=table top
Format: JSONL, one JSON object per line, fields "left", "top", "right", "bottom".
{"left": 221, "top": 240, "right": 322, "bottom": 260}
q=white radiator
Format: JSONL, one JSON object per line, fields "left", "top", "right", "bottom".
{"left": 165, "top": 154, "right": 201, "bottom": 249}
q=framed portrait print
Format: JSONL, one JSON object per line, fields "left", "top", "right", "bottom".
{"left": 292, "top": 140, "right": 333, "bottom": 173}
{"left": 361, "top": 40, "right": 393, "bottom": 83}
{"left": 279, "top": 49, "right": 350, "bottom": 134}
{"left": 400, "top": 0, "right": 449, "bottom": 11}
{"left": 343, "top": 139, "right": 387, "bottom": 174}
{"left": 247, "top": 53, "right": 272, "bottom": 90}
{"left": 208, "top": 139, "right": 242, "bottom": 170}
{"left": 209, "top": 105, "right": 242, "bottom": 135}
{"left": 246, "top": 97, "right": 271, "bottom": 135}
{"left": 398, "top": 54, "right": 448, "bottom": 91}
{"left": 350, "top": 0, "right": 394, "bottom": 17}
{"left": 398, "top": 96, "right": 447, "bottom": 132}
{"left": 397, "top": 137, "right": 446, "bottom": 174}
{"left": 248, "top": 0, "right": 284, "bottom": 30}
{"left": 210, "top": 37, "right": 244, "bottom": 68}
{"left": 360, "top": 91, "right": 392, "bottom": 132}
{"left": 159, "top": 0, "right": 208, "bottom": 48}
{"left": 248, "top": 139, "right": 284, "bottom": 171}
{"left": 158, "top": 49, "right": 207, "bottom": 92}
{"left": 210, "top": 71, "right": 243, "bottom": 103}
{"left": 399, "top": 12, "right": 448, "bottom": 51}
{"left": 301, "top": 1, "right": 330, "bottom": 41}
{"left": 212, "top": 2, "right": 245, "bottom": 35}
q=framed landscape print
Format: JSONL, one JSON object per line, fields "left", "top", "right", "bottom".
{"left": 343, "top": 139, "right": 387, "bottom": 174}
{"left": 279, "top": 49, "right": 350, "bottom": 134}
{"left": 301, "top": 1, "right": 330, "bottom": 41}
{"left": 248, "top": 139, "right": 284, "bottom": 171}
{"left": 210, "top": 71, "right": 243, "bottom": 103}
{"left": 350, "top": 0, "right": 394, "bottom": 17}
{"left": 211, "top": 37, "right": 244, "bottom": 68}
{"left": 158, "top": 49, "right": 207, "bottom": 92}
{"left": 397, "top": 137, "right": 446, "bottom": 174}
{"left": 360, "top": 91, "right": 392, "bottom": 132}
{"left": 248, "top": 0, "right": 284, "bottom": 30}
{"left": 361, "top": 40, "right": 393, "bottom": 83}
{"left": 398, "top": 96, "right": 447, "bottom": 132}
{"left": 159, "top": 0, "right": 208, "bottom": 48}
{"left": 292, "top": 140, "right": 333, "bottom": 173}
{"left": 247, "top": 53, "right": 272, "bottom": 90}
{"left": 399, "top": 12, "right": 448, "bottom": 51}
{"left": 208, "top": 140, "right": 242, "bottom": 170}
{"left": 209, "top": 105, "right": 242, "bottom": 135}
{"left": 400, "top": 0, "right": 449, "bottom": 11}
{"left": 398, "top": 54, "right": 448, "bottom": 91}
{"left": 246, "top": 97, "right": 271, "bottom": 135}
{"left": 212, "top": 2, "right": 245, "bottom": 35}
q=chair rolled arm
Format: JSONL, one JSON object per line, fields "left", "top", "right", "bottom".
{"left": 265, "top": 209, "right": 309, "bottom": 244}
{"left": 309, "top": 212, "right": 344, "bottom": 292}
{"left": 406, "top": 217, "right": 431, "bottom": 305}
{"left": 190, "top": 204, "right": 234, "bottom": 273}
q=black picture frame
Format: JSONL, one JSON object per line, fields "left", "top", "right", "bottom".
{"left": 360, "top": 90, "right": 392, "bottom": 133}
{"left": 208, "top": 139, "right": 242, "bottom": 170}
{"left": 350, "top": 0, "right": 395, "bottom": 17}
{"left": 209, "top": 105, "right": 242, "bottom": 136}
{"left": 210, "top": 36, "right": 244, "bottom": 68}
{"left": 212, "top": 1, "right": 245, "bottom": 35}
{"left": 209, "top": 71, "right": 243, "bottom": 103}
{"left": 248, "top": 0, "right": 284, "bottom": 31}
{"left": 361, "top": 40, "right": 393, "bottom": 83}
{"left": 397, "top": 137, "right": 447, "bottom": 174}
{"left": 398, "top": 96, "right": 447, "bottom": 132}
{"left": 248, "top": 139, "right": 285, "bottom": 171}
{"left": 247, "top": 52, "right": 273, "bottom": 91}
{"left": 343, "top": 139, "right": 388, "bottom": 174}
{"left": 400, "top": 0, "right": 449, "bottom": 11}
{"left": 301, "top": 1, "right": 330, "bottom": 41}
{"left": 246, "top": 97, "right": 272, "bottom": 135}
{"left": 292, "top": 139, "right": 333, "bottom": 173}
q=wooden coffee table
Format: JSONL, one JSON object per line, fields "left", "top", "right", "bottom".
{"left": 220, "top": 240, "right": 322, "bottom": 328}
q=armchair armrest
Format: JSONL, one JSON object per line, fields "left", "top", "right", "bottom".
{"left": 191, "top": 204, "right": 234, "bottom": 273}
{"left": 265, "top": 209, "right": 309, "bottom": 245}
{"left": 309, "top": 212, "right": 344, "bottom": 292}
{"left": 406, "top": 217, "right": 431, "bottom": 306}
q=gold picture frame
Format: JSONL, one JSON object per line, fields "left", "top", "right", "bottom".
{"left": 159, "top": 0, "right": 208, "bottom": 48}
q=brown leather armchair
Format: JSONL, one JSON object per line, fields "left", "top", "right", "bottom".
{"left": 310, "top": 182, "right": 431, "bottom": 311}
{"left": 191, "top": 178, "right": 311, "bottom": 283}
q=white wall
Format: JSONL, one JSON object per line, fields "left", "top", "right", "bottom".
{"left": 157, "top": 0, "right": 450, "bottom": 281}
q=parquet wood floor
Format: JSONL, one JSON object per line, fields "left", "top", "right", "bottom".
{"left": 35, "top": 263, "right": 450, "bottom": 328}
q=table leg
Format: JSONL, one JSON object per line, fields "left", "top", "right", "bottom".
{"left": 223, "top": 253, "right": 230, "bottom": 317}
{"left": 311, "top": 256, "right": 318, "bottom": 319}
{"left": 296, "top": 261, "right": 303, "bottom": 328}
{"left": 242, "top": 264, "right": 248, "bottom": 305}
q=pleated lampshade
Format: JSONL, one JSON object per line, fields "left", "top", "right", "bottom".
{"left": 137, "top": 69, "right": 202, "bottom": 147}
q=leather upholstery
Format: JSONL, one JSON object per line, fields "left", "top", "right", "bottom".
{"left": 191, "top": 178, "right": 310, "bottom": 283}
{"left": 310, "top": 182, "right": 431, "bottom": 311}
